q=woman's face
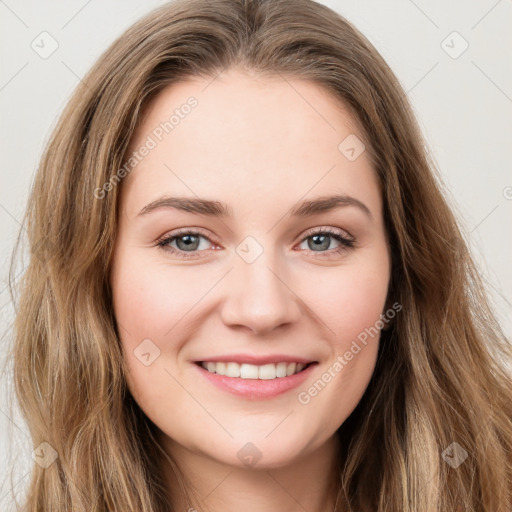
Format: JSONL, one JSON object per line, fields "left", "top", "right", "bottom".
{"left": 110, "top": 69, "right": 391, "bottom": 469}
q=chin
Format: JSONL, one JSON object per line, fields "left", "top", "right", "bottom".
{"left": 199, "top": 434, "right": 315, "bottom": 471}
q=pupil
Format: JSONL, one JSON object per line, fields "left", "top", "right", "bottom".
{"left": 177, "top": 235, "right": 199, "bottom": 251}
{"left": 309, "top": 234, "right": 329, "bottom": 251}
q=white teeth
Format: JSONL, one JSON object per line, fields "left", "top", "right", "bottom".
{"left": 216, "top": 362, "right": 226, "bottom": 376}
{"left": 240, "top": 363, "right": 258, "bottom": 379}
{"left": 276, "top": 362, "right": 287, "bottom": 378}
{"left": 258, "top": 363, "right": 276, "bottom": 380}
{"left": 200, "top": 361, "right": 309, "bottom": 379}
{"left": 225, "top": 362, "right": 240, "bottom": 378}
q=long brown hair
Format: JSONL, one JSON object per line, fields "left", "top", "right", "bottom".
{"left": 6, "top": 0, "right": 512, "bottom": 510}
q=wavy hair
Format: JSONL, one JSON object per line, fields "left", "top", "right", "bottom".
{"left": 6, "top": 0, "right": 512, "bottom": 510}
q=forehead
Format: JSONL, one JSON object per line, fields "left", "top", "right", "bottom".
{"left": 119, "top": 69, "right": 380, "bottom": 218}
{"left": 130, "top": 68, "right": 366, "bottom": 155}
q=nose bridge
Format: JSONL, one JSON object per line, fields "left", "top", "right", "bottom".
{"left": 220, "top": 235, "right": 301, "bottom": 334}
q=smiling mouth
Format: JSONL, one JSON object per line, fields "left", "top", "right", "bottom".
{"left": 196, "top": 361, "right": 314, "bottom": 380}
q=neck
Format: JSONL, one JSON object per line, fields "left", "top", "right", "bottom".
{"left": 158, "top": 434, "right": 341, "bottom": 512}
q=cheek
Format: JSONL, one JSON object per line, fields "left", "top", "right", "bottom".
{"left": 111, "top": 251, "right": 236, "bottom": 408}
{"left": 110, "top": 253, "right": 187, "bottom": 392}
{"left": 292, "top": 258, "right": 388, "bottom": 428}
{"left": 337, "top": 270, "right": 388, "bottom": 340}
{"left": 297, "top": 258, "right": 390, "bottom": 344}
{"left": 111, "top": 251, "right": 211, "bottom": 343}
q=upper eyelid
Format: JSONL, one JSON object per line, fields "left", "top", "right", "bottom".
{"left": 301, "top": 225, "right": 354, "bottom": 241}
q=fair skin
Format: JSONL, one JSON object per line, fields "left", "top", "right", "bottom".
{"left": 110, "top": 68, "right": 391, "bottom": 512}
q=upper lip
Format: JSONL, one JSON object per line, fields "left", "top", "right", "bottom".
{"left": 195, "top": 354, "right": 317, "bottom": 365}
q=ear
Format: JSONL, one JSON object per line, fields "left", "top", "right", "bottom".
{"left": 380, "top": 295, "right": 400, "bottom": 331}
{"left": 381, "top": 315, "right": 394, "bottom": 331}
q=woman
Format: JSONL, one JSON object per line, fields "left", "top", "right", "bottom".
{"left": 8, "top": 0, "right": 512, "bottom": 510}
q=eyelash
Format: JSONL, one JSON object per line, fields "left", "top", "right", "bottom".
{"left": 155, "top": 227, "right": 356, "bottom": 260}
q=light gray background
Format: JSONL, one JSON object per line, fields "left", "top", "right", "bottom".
{"left": 1, "top": 1, "right": 511, "bottom": 509}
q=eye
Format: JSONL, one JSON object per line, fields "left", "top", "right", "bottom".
{"left": 156, "top": 228, "right": 215, "bottom": 259}
{"left": 297, "top": 227, "right": 355, "bottom": 257}
{"left": 155, "top": 226, "right": 356, "bottom": 259}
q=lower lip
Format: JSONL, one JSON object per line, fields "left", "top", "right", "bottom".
{"left": 194, "top": 362, "right": 317, "bottom": 399}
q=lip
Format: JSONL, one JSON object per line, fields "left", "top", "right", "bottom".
{"left": 193, "top": 360, "right": 318, "bottom": 400}
{"left": 196, "top": 353, "right": 316, "bottom": 365}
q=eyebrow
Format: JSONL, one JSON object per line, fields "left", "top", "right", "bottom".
{"left": 137, "top": 194, "right": 373, "bottom": 220}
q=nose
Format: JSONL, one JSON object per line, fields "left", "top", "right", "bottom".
{"left": 219, "top": 249, "right": 302, "bottom": 335}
